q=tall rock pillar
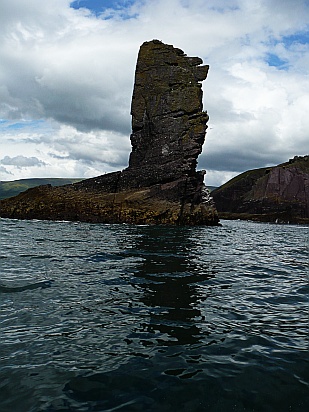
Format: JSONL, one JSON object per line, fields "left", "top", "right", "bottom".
{"left": 126, "top": 40, "right": 209, "bottom": 189}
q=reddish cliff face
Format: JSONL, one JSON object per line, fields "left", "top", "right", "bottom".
{"left": 250, "top": 165, "right": 309, "bottom": 208}
{"left": 0, "top": 40, "right": 219, "bottom": 226}
{"left": 212, "top": 156, "right": 309, "bottom": 224}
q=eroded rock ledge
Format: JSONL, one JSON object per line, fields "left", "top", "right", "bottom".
{"left": 0, "top": 40, "right": 219, "bottom": 225}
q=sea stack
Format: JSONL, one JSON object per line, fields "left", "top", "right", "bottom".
{"left": 0, "top": 40, "right": 219, "bottom": 225}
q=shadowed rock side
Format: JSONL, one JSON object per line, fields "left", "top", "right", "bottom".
{"left": 212, "top": 155, "right": 309, "bottom": 224}
{"left": 0, "top": 40, "right": 219, "bottom": 225}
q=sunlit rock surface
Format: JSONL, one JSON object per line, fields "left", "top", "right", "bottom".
{"left": 0, "top": 40, "right": 219, "bottom": 225}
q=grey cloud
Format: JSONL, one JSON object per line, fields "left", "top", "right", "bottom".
{"left": 1, "top": 155, "right": 46, "bottom": 168}
{"left": 0, "top": 60, "right": 132, "bottom": 134}
{"left": 0, "top": 165, "right": 12, "bottom": 175}
{"left": 49, "top": 150, "right": 129, "bottom": 169}
{"left": 0, "top": 1, "right": 135, "bottom": 134}
{"left": 0, "top": 0, "right": 308, "bottom": 184}
{"left": 44, "top": 99, "right": 131, "bottom": 135}
{"left": 198, "top": 151, "right": 285, "bottom": 173}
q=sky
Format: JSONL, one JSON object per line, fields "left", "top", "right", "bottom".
{"left": 0, "top": 0, "right": 308, "bottom": 186}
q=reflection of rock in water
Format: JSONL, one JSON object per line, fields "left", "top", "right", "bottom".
{"left": 126, "top": 226, "right": 216, "bottom": 346}
{"left": 139, "top": 282, "right": 203, "bottom": 347}
{"left": 64, "top": 227, "right": 218, "bottom": 410}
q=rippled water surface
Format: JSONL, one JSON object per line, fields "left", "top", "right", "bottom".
{"left": 0, "top": 218, "right": 308, "bottom": 411}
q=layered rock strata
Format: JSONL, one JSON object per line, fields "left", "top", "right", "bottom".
{"left": 0, "top": 40, "right": 219, "bottom": 225}
{"left": 212, "top": 155, "right": 309, "bottom": 224}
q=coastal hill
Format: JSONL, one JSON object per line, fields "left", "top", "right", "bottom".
{"left": 0, "top": 40, "right": 219, "bottom": 226}
{"left": 212, "top": 155, "right": 309, "bottom": 224}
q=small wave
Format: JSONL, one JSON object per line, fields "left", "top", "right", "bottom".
{"left": 0, "top": 279, "right": 53, "bottom": 293}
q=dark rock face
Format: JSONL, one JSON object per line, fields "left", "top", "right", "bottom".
{"left": 0, "top": 40, "right": 219, "bottom": 225}
{"left": 75, "top": 40, "right": 211, "bottom": 202}
{"left": 128, "top": 40, "right": 209, "bottom": 186}
{"left": 212, "top": 155, "right": 309, "bottom": 224}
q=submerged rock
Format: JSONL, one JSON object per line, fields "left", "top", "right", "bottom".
{"left": 0, "top": 40, "right": 219, "bottom": 225}
{"left": 212, "top": 155, "right": 309, "bottom": 224}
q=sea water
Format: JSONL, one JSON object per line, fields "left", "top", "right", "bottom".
{"left": 0, "top": 218, "right": 308, "bottom": 411}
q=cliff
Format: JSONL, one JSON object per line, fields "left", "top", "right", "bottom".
{"left": 0, "top": 40, "right": 219, "bottom": 226}
{"left": 212, "top": 155, "right": 309, "bottom": 224}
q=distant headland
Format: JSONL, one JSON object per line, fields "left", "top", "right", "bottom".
{"left": 212, "top": 155, "right": 309, "bottom": 224}
{"left": 0, "top": 40, "right": 219, "bottom": 225}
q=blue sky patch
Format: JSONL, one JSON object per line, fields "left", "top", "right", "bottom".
{"left": 282, "top": 30, "right": 309, "bottom": 47}
{"left": 266, "top": 53, "right": 288, "bottom": 69}
{"left": 0, "top": 120, "right": 50, "bottom": 132}
{"left": 70, "top": 0, "right": 136, "bottom": 16}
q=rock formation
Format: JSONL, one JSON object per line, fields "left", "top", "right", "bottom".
{"left": 0, "top": 178, "right": 82, "bottom": 200}
{"left": 0, "top": 40, "right": 219, "bottom": 225}
{"left": 212, "top": 155, "right": 309, "bottom": 224}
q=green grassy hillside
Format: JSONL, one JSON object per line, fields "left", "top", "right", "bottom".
{"left": 0, "top": 178, "right": 83, "bottom": 200}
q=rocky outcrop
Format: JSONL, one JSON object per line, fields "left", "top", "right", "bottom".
{"left": 0, "top": 40, "right": 219, "bottom": 225}
{"left": 212, "top": 155, "right": 309, "bottom": 224}
{"left": 0, "top": 178, "right": 83, "bottom": 200}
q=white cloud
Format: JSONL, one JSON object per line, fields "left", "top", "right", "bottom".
{"left": 1, "top": 155, "right": 46, "bottom": 168}
{"left": 0, "top": 0, "right": 308, "bottom": 185}
{"left": 0, "top": 123, "right": 131, "bottom": 180}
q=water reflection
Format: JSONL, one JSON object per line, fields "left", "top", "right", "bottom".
{"left": 129, "top": 226, "right": 216, "bottom": 347}
{"left": 59, "top": 223, "right": 309, "bottom": 411}
{"left": 64, "top": 225, "right": 218, "bottom": 410}
{"left": 2, "top": 220, "right": 308, "bottom": 411}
